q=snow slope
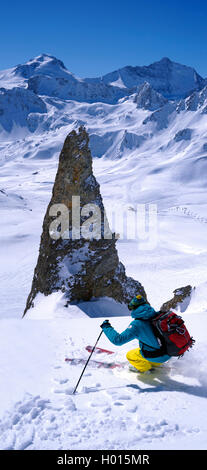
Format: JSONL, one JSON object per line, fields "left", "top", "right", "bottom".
{"left": 1, "top": 80, "right": 207, "bottom": 316}
{"left": 0, "top": 87, "right": 47, "bottom": 132}
{"left": 0, "top": 54, "right": 207, "bottom": 450}
{"left": 0, "top": 306, "right": 207, "bottom": 450}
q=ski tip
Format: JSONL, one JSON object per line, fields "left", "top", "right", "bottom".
{"left": 85, "top": 345, "right": 114, "bottom": 355}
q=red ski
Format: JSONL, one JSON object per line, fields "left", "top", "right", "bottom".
{"left": 65, "top": 357, "right": 124, "bottom": 369}
{"left": 85, "top": 345, "right": 114, "bottom": 355}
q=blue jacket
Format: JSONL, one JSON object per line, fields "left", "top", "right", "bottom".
{"left": 102, "top": 303, "right": 170, "bottom": 363}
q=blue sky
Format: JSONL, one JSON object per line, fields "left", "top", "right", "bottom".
{"left": 0, "top": 0, "right": 207, "bottom": 77}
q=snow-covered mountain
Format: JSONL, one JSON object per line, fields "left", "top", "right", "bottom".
{"left": 85, "top": 56, "right": 205, "bottom": 99}
{"left": 1, "top": 53, "right": 207, "bottom": 451}
{"left": 0, "top": 53, "right": 207, "bottom": 216}
{"left": 0, "top": 54, "right": 205, "bottom": 104}
{"left": 0, "top": 51, "right": 207, "bottom": 317}
{"left": 0, "top": 54, "right": 126, "bottom": 104}
{"left": 0, "top": 54, "right": 206, "bottom": 163}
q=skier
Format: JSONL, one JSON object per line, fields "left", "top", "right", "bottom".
{"left": 100, "top": 295, "right": 171, "bottom": 372}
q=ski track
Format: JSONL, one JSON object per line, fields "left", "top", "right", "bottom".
{"left": 0, "top": 332, "right": 206, "bottom": 450}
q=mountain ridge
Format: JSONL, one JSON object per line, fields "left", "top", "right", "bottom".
{"left": 0, "top": 54, "right": 205, "bottom": 102}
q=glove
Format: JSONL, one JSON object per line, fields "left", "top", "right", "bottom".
{"left": 100, "top": 319, "right": 112, "bottom": 329}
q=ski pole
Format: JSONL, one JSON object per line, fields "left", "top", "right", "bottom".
{"left": 73, "top": 329, "right": 103, "bottom": 395}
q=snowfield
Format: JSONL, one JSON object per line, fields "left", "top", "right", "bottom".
{"left": 0, "top": 308, "right": 207, "bottom": 450}
{"left": 0, "top": 54, "right": 207, "bottom": 450}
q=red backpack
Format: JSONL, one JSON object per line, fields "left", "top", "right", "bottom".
{"left": 152, "top": 311, "right": 195, "bottom": 357}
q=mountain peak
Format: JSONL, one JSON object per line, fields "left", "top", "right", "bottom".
{"left": 27, "top": 53, "right": 67, "bottom": 70}
{"left": 100, "top": 57, "right": 204, "bottom": 100}
{"left": 159, "top": 57, "right": 172, "bottom": 63}
{"left": 134, "top": 81, "right": 168, "bottom": 110}
{"left": 14, "top": 54, "right": 68, "bottom": 79}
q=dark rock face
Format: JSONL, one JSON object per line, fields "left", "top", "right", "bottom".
{"left": 174, "top": 128, "right": 192, "bottom": 142}
{"left": 160, "top": 285, "right": 193, "bottom": 313}
{"left": 23, "top": 126, "right": 146, "bottom": 315}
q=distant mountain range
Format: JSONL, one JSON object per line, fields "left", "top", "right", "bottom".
{"left": 0, "top": 54, "right": 206, "bottom": 105}
{"left": 0, "top": 53, "right": 207, "bottom": 204}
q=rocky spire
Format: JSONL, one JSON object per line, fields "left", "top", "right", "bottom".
{"left": 23, "top": 126, "right": 146, "bottom": 316}
{"left": 160, "top": 285, "right": 193, "bottom": 313}
{"left": 134, "top": 81, "right": 168, "bottom": 111}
